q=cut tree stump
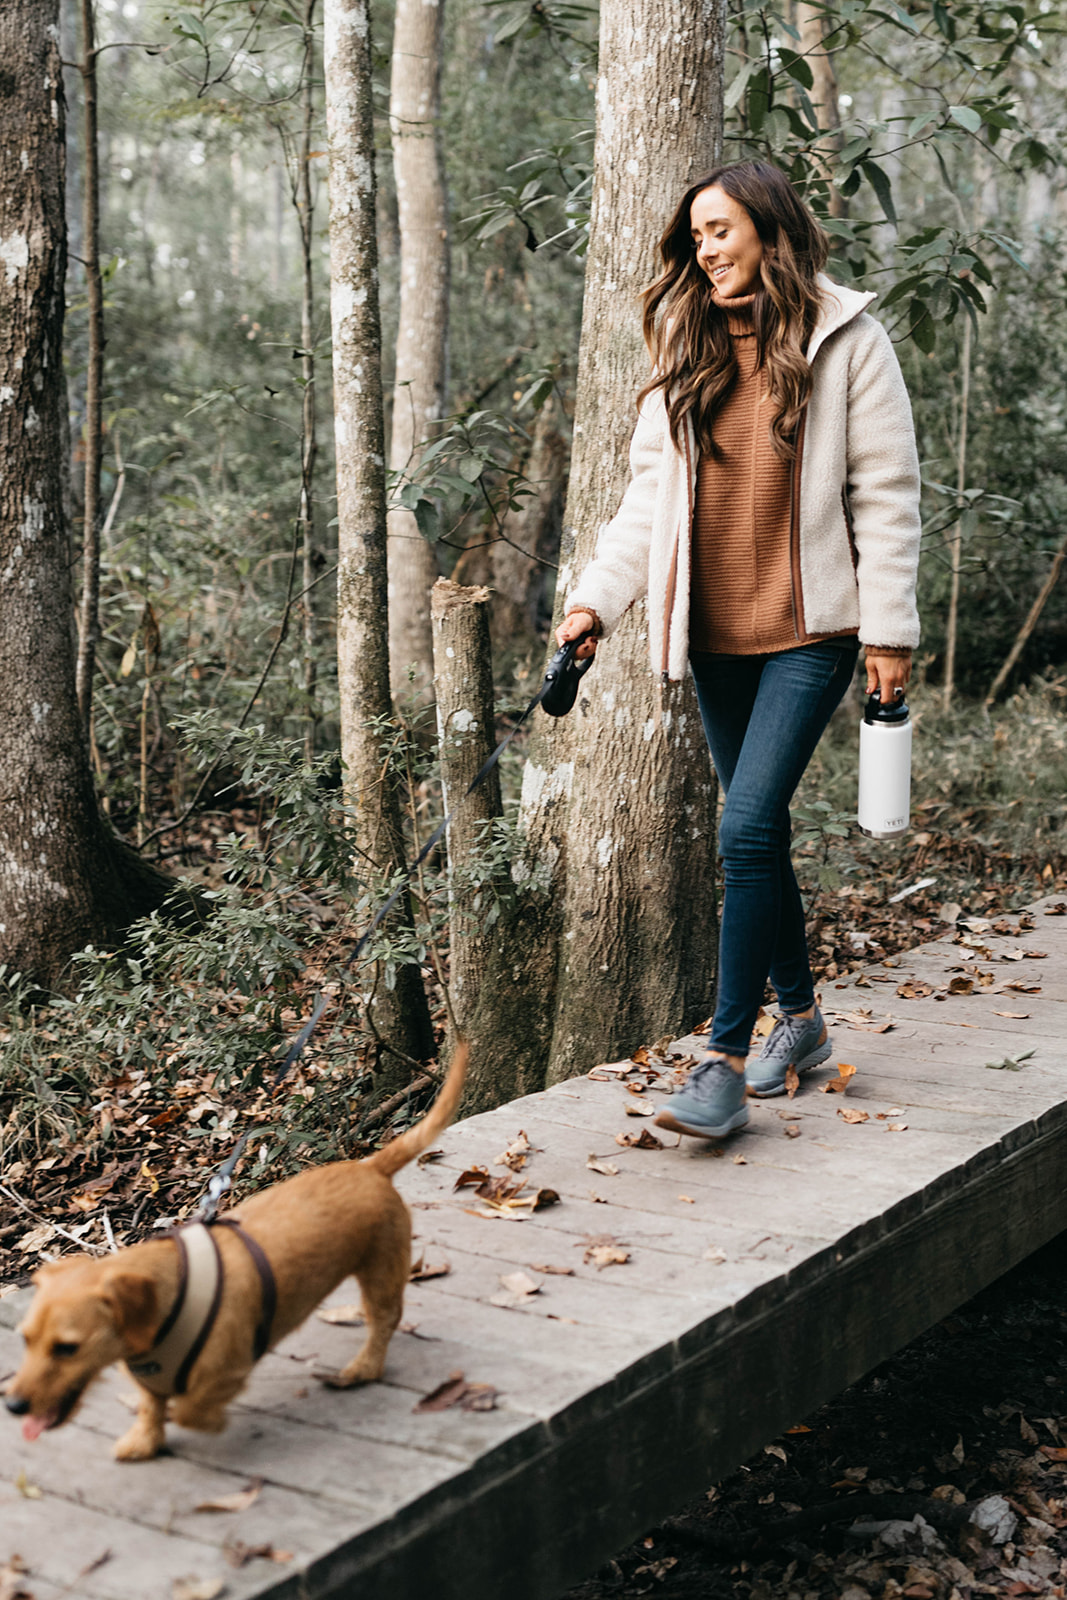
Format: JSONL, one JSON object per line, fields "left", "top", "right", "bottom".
{"left": 3, "top": 896, "right": 1067, "bottom": 1600}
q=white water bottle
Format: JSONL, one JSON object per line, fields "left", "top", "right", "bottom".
{"left": 857, "top": 691, "right": 911, "bottom": 838}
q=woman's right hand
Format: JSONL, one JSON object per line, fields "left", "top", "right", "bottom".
{"left": 555, "top": 611, "right": 599, "bottom": 661}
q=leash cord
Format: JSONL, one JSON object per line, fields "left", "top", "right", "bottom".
{"left": 191, "top": 633, "right": 591, "bottom": 1222}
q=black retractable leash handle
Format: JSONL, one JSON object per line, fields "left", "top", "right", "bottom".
{"left": 540, "top": 633, "right": 594, "bottom": 717}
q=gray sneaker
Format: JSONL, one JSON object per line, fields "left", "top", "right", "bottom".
{"left": 746, "top": 1006, "right": 832, "bottom": 1097}
{"left": 654, "top": 1055, "right": 749, "bottom": 1139}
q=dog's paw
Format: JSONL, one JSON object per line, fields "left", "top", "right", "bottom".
{"left": 314, "top": 1357, "right": 382, "bottom": 1389}
{"left": 113, "top": 1425, "right": 164, "bottom": 1461}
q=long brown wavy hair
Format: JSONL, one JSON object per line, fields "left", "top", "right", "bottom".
{"left": 639, "top": 162, "right": 829, "bottom": 462}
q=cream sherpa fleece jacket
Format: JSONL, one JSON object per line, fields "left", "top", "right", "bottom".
{"left": 563, "top": 276, "right": 922, "bottom": 681}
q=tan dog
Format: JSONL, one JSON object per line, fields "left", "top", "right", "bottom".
{"left": 5, "top": 1046, "right": 465, "bottom": 1460}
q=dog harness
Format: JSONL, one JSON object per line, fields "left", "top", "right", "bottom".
{"left": 126, "top": 1219, "right": 277, "bottom": 1398}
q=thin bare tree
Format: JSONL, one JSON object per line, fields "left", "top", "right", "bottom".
{"left": 324, "top": 0, "right": 435, "bottom": 1076}
{"left": 386, "top": 0, "right": 449, "bottom": 703}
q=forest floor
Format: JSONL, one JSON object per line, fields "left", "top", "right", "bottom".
{"left": 564, "top": 1233, "right": 1067, "bottom": 1600}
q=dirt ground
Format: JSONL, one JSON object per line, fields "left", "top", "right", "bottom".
{"left": 565, "top": 1234, "right": 1067, "bottom": 1600}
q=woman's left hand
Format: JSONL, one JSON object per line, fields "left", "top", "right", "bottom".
{"left": 865, "top": 648, "right": 912, "bottom": 705}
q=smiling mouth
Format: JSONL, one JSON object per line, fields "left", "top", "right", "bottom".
{"left": 711, "top": 264, "right": 732, "bottom": 280}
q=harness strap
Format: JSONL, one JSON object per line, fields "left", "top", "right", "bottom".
{"left": 126, "top": 1223, "right": 222, "bottom": 1398}
{"left": 212, "top": 1218, "right": 277, "bottom": 1361}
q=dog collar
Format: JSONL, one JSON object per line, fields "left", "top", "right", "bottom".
{"left": 126, "top": 1219, "right": 276, "bottom": 1399}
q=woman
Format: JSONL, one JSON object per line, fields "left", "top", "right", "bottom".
{"left": 558, "top": 161, "right": 920, "bottom": 1140}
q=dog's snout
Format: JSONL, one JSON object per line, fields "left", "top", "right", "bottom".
{"left": 4, "top": 1392, "right": 30, "bottom": 1416}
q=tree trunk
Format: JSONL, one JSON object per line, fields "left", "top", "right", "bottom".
{"left": 0, "top": 0, "right": 174, "bottom": 987}
{"left": 386, "top": 0, "right": 449, "bottom": 703}
{"left": 430, "top": 579, "right": 502, "bottom": 1041}
{"left": 943, "top": 313, "right": 972, "bottom": 710}
{"left": 324, "top": 0, "right": 435, "bottom": 1077}
{"left": 74, "top": 0, "right": 103, "bottom": 732}
{"left": 467, "top": 0, "right": 726, "bottom": 1096}
{"left": 297, "top": 0, "right": 320, "bottom": 761}
{"left": 796, "top": 3, "right": 846, "bottom": 218}
{"left": 489, "top": 397, "right": 567, "bottom": 650}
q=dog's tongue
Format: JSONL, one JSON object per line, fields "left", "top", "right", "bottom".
{"left": 22, "top": 1414, "right": 47, "bottom": 1442}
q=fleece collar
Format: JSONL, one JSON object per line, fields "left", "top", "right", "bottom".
{"left": 808, "top": 274, "right": 877, "bottom": 364}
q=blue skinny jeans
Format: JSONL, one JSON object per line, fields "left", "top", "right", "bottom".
{"left": 690, "top": 640, "right": 859, "bottom": 1057}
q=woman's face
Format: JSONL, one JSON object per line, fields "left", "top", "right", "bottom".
{"left": 689, "top": 185, "right": 764, "bottom": 298}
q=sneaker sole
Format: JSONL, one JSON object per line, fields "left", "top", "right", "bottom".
{"left": 654, "top": 1104, "right": 750, "bottom": 1140}
{"left": 747, "top": 1039, "right": 834, "bottom": 1099}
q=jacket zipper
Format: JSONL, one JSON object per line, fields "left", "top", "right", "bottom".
{"left": 661, "top": 420, "right": 693, "bottom": 684}
{"left": 788, "top": 411, "right": 808, "bottom": 643}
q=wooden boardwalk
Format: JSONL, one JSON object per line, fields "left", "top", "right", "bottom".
{"left": 3, "top": 895, "right": 1067, "bottom": 1600}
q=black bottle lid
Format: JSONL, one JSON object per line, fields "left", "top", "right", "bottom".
{"left": 864, "top": 689, "right": 910, "bottom": 725}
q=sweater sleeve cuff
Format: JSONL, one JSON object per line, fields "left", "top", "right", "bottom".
{"left": 862, "top": 644, "right": 913, "bottom": 657}
{"left": 564, "top": 605, "right": 604, "bottom": 638}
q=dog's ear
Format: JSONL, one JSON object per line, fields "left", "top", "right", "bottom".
{"left": 98, "top": 1271, "right": 159, "bottom": 1355}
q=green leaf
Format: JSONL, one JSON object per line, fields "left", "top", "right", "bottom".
{"left": 949, "top": 105, "right": 982, "bottom": 134}
{"left": 861, "top": 159, "right": 897, "bottom": 224}
{"left": 724, "top": 58, "right": 761, "bottom": 112}
{"left": 910, "top": 301, "right": 936, "bottom": 353}
{"left": 778, "top": 49, "right": 813, "bottom": 89}
{"left": 413, "top": 499, "right": 441, "bottom": 543}
{"left": 457, "top": 454, "right": 486, "bottom": 483}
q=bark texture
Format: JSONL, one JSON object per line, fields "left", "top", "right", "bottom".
{"left": 324, "top": 0, "right": 435, "bottom": 1073}
{"left": 386, "top": 0, "right": 449, "bottom": 702}
{"left": 0, "top": 0, "right": 171, "bottom": 985}
{"left": 430, "top": 579, "right": 502, "bottom": 1043}
{"left": 297, "top": 0, "right": 320, "bottom": 759}
{"left": 469, "top": 0, "right": 727, "bottom": 1093}
{"left": 74, "top": 0, "right": 102, "bottom": 730}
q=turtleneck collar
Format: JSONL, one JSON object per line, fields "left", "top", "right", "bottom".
{"left": 711, "top": 287, "right": 757, "bottom": 336}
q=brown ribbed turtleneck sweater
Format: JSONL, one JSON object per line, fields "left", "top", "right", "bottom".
{"left": 689, "top": 293, "right": 847, "bottom": 655}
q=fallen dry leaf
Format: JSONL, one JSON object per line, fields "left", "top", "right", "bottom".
{"left": 223, "top": 1541, "right": 283, "bottom": 1569}
{"left": 820, "top": 1062, "right": 857, "bottom": 1095}
{"left": 1000, "top": 981, "right": 1042, "bottom": 994}
{"left": 489, "top": 1269, "right": 542, "bottom": 1308}
{"left": 409, "top": 1254, "right": 451, "bottom": 1282}
{"left": 528, "top": 1263, "right": 574, "bottom": 1276}
{"left": 678, "top": 1194, "right": 695, "bottom": 1203}
{"left": 416, "top": 1148, "right": 444, "bottom": 1166}
{"left": 414, "top": 1371, "right": 499, "bottom": 1412}
{"left": 0, "top": 1556, "right": 33, "bottom": 1600}
{"left": 897, "top": 980, "right": 934, "bottom": 999}
{"left": 173, "top": 1580, "right": 226, "bottom": 1600}
{"left": 585, "top": 1243, "right": 630, "bottom": 1269}
{"left": 195, "top": 1480, "right": 263, "bottom": 1515}
{"left": 587, "top": 1059, "right": 636, "bottom": 1081}
{"left": 494, "top": 1131, "right": 532, "bottom": 1171}
{"left": 1044, "top": 903, "right": 1067, "bottom": 916}
{"left": 753, "top": 1009, "right": 776, "bottom": 1037}
{"left": 615, "top": 1128, "right": 663, "bottom": 1150}
{"left": 626, "top": 1081, "right": 647, "bottom": 1095}
{"left": 993, "top": 1009, "right": 1031, "bottom": 1019}
{"left": 887, "top": 1122, "right": 908, "bottom": 1132}
{"left": 785, "top": 1064, "right": 799, "bottom": 1099}
{"left": 453, "top": 1166, "right": 491, "bottom": 1191}
{"left": 732, "top": 1153, "right": 747, "bottom": 1165}
{"left": 947, "top": 975, "right": 974, "bottom": 995}
{"left": 704, "top": 1246, "right": 727, "bottom": 1264}
{"left": 587, "top": 1154, "right": 619, "bottom": 1177}
{"left": 838, "top": 1107, "right": 870, "bottom": 1124}
{"left": 623, "top": 1099, "right": 657, "bottom": 1118}
{"left": 14, "top": 1470, "right": 41, "bottom": 1501}
{"left": 784, "top": 1125, "right": 801, "bottom": 1139}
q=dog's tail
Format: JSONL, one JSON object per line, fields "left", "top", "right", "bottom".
{"left": 364, "top": 1041, "right": 468, "bottom": 1178}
